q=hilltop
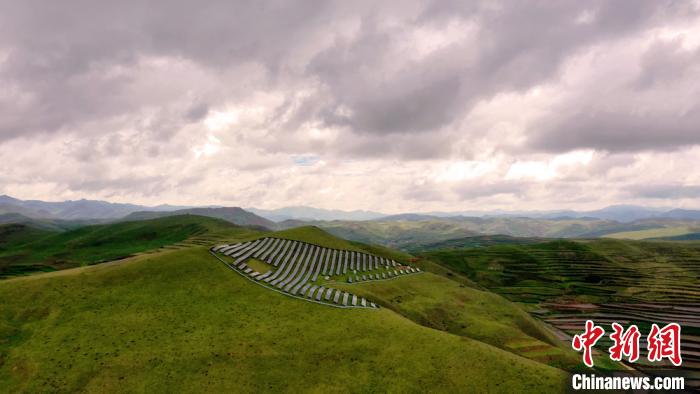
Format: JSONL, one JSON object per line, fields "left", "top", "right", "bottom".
{"left": 0, "top": 215, "right": 257, "bottom": 278}
{"left": 0, "top": 221, "right": 577, "bottom": 392}
{"left": 123, "top": 207, "right": 275, "bottom": 229}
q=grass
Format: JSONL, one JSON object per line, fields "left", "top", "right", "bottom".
{"left": 0, "top": 245, "right": 568, "bottom": 393}
{"left": 603, "top": 226, "right": 698, "bottom": 240}
{"left": 0, "top": 224, "right": 55, "bottom": 250}
{"left": 335, "top": 273, "right": 621, "bottom": 372}
{"left": 420, "top": 237, "right": 700, "bottom": 386}
{"left": 0, "top": 215, "right": 257, "bottom": 278}
{"left": 420, "top": 238, "right": 700, "bottom": 304}
{"left": 405, "top": 234, "right": 545, "bottom": 253}
{"left": 244, "top": 258, "right": 272, "bottom": 274}
{"left": 269, "top": 226, "right": 367, "bottom": 252}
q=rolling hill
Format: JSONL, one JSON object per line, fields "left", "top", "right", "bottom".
{"left": 274, "top": 216, "right": 700, "bottom": 250}
{"left": 0, "top": 221, "right": 583, "bottom": 392}
{"left": 0, "top": 215, "right": 257, "bottom": 278}
{"left": 276, "top": 217, "right": 662, "bottom": 249}
{"left": 123, "top": 207, "right": 275, "bottom": 230}
{"left": 247, "top": 206, "right": 386, "bottom": 221}
{"left": 419, "top": 237, "right": 700, "bottom": 388}
{"left": 603, "top": 225, "right": 700, "bottom": 240}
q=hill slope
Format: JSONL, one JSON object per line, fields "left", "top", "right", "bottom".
{"left": 0, "top": 215, "right": 255, "bottom": 278}
{"left": 0, "top": 245, "right": 567, "bottom": 392}
{"left": 124, "top": 207, "right": 275, "bottom": 229}
{"left": 420, "top": 238, "right": 700, "bottom": 387}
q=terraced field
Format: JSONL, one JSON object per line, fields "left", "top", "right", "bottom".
{"left": 421, "top": 238, "right": 700, "bottom": 389}
{"left": 212, "top": 237, "right": 421, "bottom": 309}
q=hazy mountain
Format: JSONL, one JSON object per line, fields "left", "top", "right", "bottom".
{"left": 403, "top": 205, "right": 693, "bottom": 223}
{"left": 276, "top": 216, "right": 700, "bottom": 250}
{"left": 660, "top": 208, "right": 700, "bottom": 220}
{"left": 0, "top": 195, "right": 189, "bottom": 220}
{"left": 0, "top": 212, "right": 108, "bottom": 231}
{"left": 123, "top": 207, "right": 275, "bottom": 229}
{"left": 376, "top": 213, "right": 441, "bottom": 221}
{"left": 247, "top": 206, "right": 386, "bottom": 222}
{"left": 3, "top": 195, "right": 700, "bottom": 225}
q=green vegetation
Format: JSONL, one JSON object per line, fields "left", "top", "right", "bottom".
{"left": 122, "top": 207, "right": 275, "bottom": 229}
{"left": 406, "top": 234, "right": 545, "bottom": 253}
{"left": 651, "top": 232, "right": 700, "bottom": 241}
{"left": 244, "top": 258, "right": 272, "bottom": 274}
{"left": 0, "top": 245, "right": 568, "bottom": 392}
{"left": 336, "top": 273, "right": 620, "bottom": 371}
{"left": 603, "top": 226, "right": 698, "bottom": 240}
{"left": 0, "top": 215, "right": 257, "bottom": 278}
{"left": 0, "top": 224, "right": 54, "bottom": 249}
{"left": 5, "top": 218, "right": 654, "bottom": 391}
{"left": 421, "top": 237, "right": 700, "bottom": 386}
{"left": 420, "top": 238, "right": 700, "bottom": 304}
{"left": 270, "top": 226, "right": 366, "bottom": 251}
{"left": 277, "top": 217, "right": 700, "bottom": 249}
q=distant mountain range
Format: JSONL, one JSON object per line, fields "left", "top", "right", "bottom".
{"left": 246, "top": 206, "right": 385, "bottom": 222}
{"left": 249, "top": 204, "right": 700, "bottom": 223}
{"left": 0, "top": 195, "right": 274, "bottom": 230}
{"left": 2, "top": 194, "right": 700, "bottom": 230}
{"left": 0, "top": 194, "right": 188, "bottom": 220}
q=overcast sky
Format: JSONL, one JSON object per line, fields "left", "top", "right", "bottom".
{"left": 1, "top": 1, "right": 700, "bottom": 212}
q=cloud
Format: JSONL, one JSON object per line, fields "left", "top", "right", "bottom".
{"left": 630, "top": 183, "right": 700, "bottom": 199}
{"left": 1, "top": 1, "right": 700, "bottom": 211}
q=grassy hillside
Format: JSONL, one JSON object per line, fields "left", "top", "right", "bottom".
{"left": 268, "top": 226, "right": 365, "bottom": 251}
{"left": 334, "top": 273, "right": 619, "bottom": 372}
{"left": 123, "top": 207, "right": 275, "bottom": 230}
{"left": 603, "top": 226, "right": 699, "bottom": 240}
{"left": 270, "top": 226, "right": 413, "bottom": 262}
{"left": 0, "top": 224, "right": 55, "bottom": 250}
{"left": 277, "top": 217, "right": 700, "bottom": 249}
{"left": 0, "top": 215, "right": 258, "bottom": 278}
{"left": 0, "top": 245, "right": 568, "bottom": 392}
{"left": 405, "top": 234, "right": 546, "bottom": 253}
{"left": 280, "top": 217, "right": 692, "bottom": 250}
{"left": 421, "top": 238, "right": 700, "bottom": 304}
{"left": 421, "top": 238, "right": 700, "bottom": 387}
{"left": 651, "top": 232, "right": 700, "bottom": 241}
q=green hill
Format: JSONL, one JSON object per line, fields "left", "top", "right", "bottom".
{"left": 279, "top": 217, "right": 666, "bottom": 250}
{"left": 0, "top": 242, "right": 569, "bottom": 392}
{"left": 0, "top": 224, "right": 55, "bottom": 250}
{"left": 0, "top": 215, "right": 257, "bottom": 278}
{"left": 420, "top": 238, "right": 700, "bottom": 304}
{"left": 602, "top": 226, "right": 699, "bottom": 240}
{"left": 420, "top": 238, "right": 700, "bottom": 387}
{"left": 405, "top": 234, "right": 546, "bottom": 253}
{"left": 651, "top": 232, "right": 700, "bottom": 241}
{"left": 123, "top": 207, "right": 275, "bottom": 230}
